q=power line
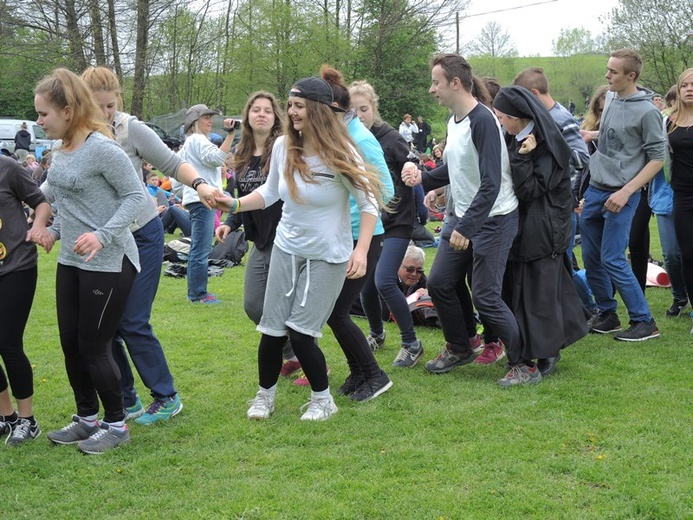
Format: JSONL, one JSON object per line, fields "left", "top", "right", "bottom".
{"left": 438, "top": 0, "right": 558, "bottom": 28}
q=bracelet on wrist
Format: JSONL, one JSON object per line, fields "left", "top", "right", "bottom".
{"left": 192, "top": 177, "right": 208, "bottom": 190}
{"left": 232, "top": 198, "right": 242, "bottom": 214}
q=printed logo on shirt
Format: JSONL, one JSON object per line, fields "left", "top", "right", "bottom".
{"left": 0, "top": 242, "right": 6, "bottom": 260}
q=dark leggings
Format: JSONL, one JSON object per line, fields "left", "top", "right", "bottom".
{"left": 0, "top": 267, "right": 37, "bottom": 399}
{"left": 673, "top": 194, "right": 693, "bottom": 302}
{"left": 258, "top": 330, "right": 329, "bottom": 392}
{"left": 56, "top": 260, "right": 137, "bottom": 423}
{"left": 628, "top": 187, "right": 651, "bottom": 293}
{"left": 326, "top": 235, "right": 383, "bottom": 380}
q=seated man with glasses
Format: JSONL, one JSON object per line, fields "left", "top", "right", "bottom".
{"left": 397, "top": 245, "right": 428, "bottom": 297}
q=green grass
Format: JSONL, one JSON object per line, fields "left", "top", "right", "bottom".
{"left": 4, "top": 222, "right": 693, "bottom": 519}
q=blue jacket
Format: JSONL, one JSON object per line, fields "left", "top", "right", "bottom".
{"left": 649, "top": 169, "right": 673, "bottom": 215}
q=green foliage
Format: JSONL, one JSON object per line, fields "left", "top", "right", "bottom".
{"left": 553, "top": 28, "right": 598, "bottom": 57}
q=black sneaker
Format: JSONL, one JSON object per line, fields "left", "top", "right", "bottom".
{"left": 337, "top": 374, "right": 365, "bottom": 396}
{"left": 590, "top": 311, "right": 622, "bottom": 334}
{"left": 665, "top": 299, "right": 689, "bottom": 318}
{"left": 366, "top": 331, "right": 386, "bottom": 352}
{"left": 350, "top": 371, "right": 393, "bottom": 402}
{"left": 614, "top": 319, "right": 660, "bottom": 342}
{"left": 424, "top": 346, "right": 476, "bottom": 374}
{"left": 6, "top": 418, "right": 41, "bottom": 446}
{"left": 537, "top": 354, "right": 561, "bottom": 378}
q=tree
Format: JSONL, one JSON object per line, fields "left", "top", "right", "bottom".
{"left": 552, "top": 27, "right": 597, "bottom": 57}
{"left": 605, "top": 0, "right": 693, "bottom": 94}
{"left": 466, "top": 21, "right": 517, "bottom": 59}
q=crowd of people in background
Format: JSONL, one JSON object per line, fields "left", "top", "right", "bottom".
{"left": 0, "top": 49, "right": 691, "bottom": 452}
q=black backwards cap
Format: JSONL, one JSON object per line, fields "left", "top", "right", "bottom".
{"left": 288, "top": 77, "right": 345, "bottom": 113}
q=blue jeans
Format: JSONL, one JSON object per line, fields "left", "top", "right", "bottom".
{"left": 186, "top": 202, "right": 215, "bottom": 301}
{"left": 656, "top": 213, "right": 687, "bottom": 302}
{"left": 581, "top": 186, "right": 652, "bottom": 322}
{"left": 568, "top": 212, "right": 597, "bottom": 311}
{"left": 361, "top": 236, "right": 416, "bottom": 344}
{"left": 161, "top": 205, "right": 192, "bottom": 237}
{"left": 112, "top": 217, "right": 177, "bottom": 404}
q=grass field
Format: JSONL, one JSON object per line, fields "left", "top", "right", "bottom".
{"left": 3, "top": 224, "right": 692, "bottom": 519}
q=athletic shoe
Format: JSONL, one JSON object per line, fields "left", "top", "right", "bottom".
{"left": 366, "top": 331, "right": 387, "bottom": 352}
{"left": 392, "top": 340, "right": 424, "bottom": 368}
{"left": 293, "top": 365, "right": 331, "bottom": 387}
{"left": 299, "top": 395, "right": 338, "bottom": 421}
{"left": 337, "top": 374, "right": 365, "bottom": 396}
{"left": 537, "top": 354, "right": 561, "bottom": 377}
{"left": 6, "top": 418, "right": 41, "bottom": 446}
{"left": 135, "top": 394, "right": 183, "bottom": 425}
{"left": 665, "top": 298, "right": 689, "bottom": 318}
{"left": 425, "top": 346, "right": 475, "bottom": 374}
{"left": 196, "top": 294, "right": 221, "bottom": 304}
{"left": 473, "top": 342, "right": 506, "bottom": 365}
{"left": 497, "top": 364, "right": 542, "bottom": 387}
{"left": 247, "top": 391, "right": 275, "bottom": 420}
{"left": 469, "top": 334, "right": 484, "bottom": 354}
{"left": 350, "top": 372, "right": 393, "bottom": 402}
{"left": 0, "top": 415, "right": 17, "bottom": 442}
{"left": 614, "top": 319, "right": 660, "bottom": 342}
{"left": 590, "top": 311, "right": 622, "bottom": 334}
{"left": 280, "top": 359, "right": 302, "bottom": 378}
{"left": 124, "top": 396, "right": 145, "bottom": 421}
{"left": 47, "top": 416, "right": 101, "bottom": 445}
{"left": 77, "top": 423, "right": 130, "bottom": 455}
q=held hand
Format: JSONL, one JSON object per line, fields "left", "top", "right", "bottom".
{"left": 346, "top": 248, "right": 367, "bottom": 279}
{"left": 214, "top": 193, "right": 236, "bottom": 212}
{"left": 518, "top": 134, "right": 536, "bottom": 155}
{"left": 26, "top": 226, "right": 55, "bottom": 253}
{"left": 197, "top": 183, "right": 220, "bottom": 209}
{"left": 215, "top": 224, "right": 231, "bottom": 243}
{"left": 73, "top": 232, "right": 103, "bottom": 262}
{"left": 580, "top": 129, "right": 598, "bottom": 143}
{"left": 424, "top": 190, "right": 437, "bottom": 212}
{"left": 603, "top": 189, "right": 629, "bottom": 213}
{"left": 401, "top": 161, "right": 421, "bottom": 187}
{"left": 450, "top": 229, "right": 470, "bottom": 251}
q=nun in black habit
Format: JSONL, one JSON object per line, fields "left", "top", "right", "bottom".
{"left": 492, "top": 86, "right": 588, "bottom": 384}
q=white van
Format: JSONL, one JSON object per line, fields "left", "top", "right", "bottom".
{"left": 0, "top": 118, "right": 56, "bottom": 157}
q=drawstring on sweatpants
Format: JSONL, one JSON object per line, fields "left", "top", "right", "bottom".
{"left": 284, "top": 256, "right": 311, "bottom": 307}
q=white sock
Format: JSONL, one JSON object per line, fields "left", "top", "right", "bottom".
{"left": 311, "top": 388, "right": 331, "bottom": 400}
{"left": 104, "top": 420, "right": 126, "bottom": 431}
{"left": 260, "top": 384, "right": 277, "bottom": 398}
{"left": 80, "top": 414, "right": 98, "bottom": 426}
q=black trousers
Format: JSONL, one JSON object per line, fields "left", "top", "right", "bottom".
{"left": 56, "top": 259, "right": 137, "bottom": 423}
{"left": 0, "top": 267, "right": 37, "bottom": 400}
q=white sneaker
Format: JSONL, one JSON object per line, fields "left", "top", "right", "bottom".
{"left": 247, "top": 391, "right": 275, "bottom": 419}
{"left": 300, "top": 395, "right": 338, "bottom": 421}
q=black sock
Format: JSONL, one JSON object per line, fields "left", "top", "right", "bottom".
{"left": 19, "top": 415, "right": 36, "bottom": 425}
{"left": 1, "top": 411, "right": 18, "bottom": 424}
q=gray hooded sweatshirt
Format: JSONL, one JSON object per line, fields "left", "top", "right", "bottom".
{"left": 589, "top": 88, "right": 666, "bottom": 191}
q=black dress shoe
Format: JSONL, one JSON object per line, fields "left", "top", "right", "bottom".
{"left": 537, "top": 354, "right": 561, "bottom": 377}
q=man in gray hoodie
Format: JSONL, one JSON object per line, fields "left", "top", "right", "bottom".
{"left": 580, "top": 48, "right": 667, "bottom": 341}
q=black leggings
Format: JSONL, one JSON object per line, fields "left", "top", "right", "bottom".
{"left": 56, "top": 260, "right": 137, "bottom": 423}
{"left": 258, "top": 329, "right": 329, "bottom": 392}
{"left": 628, "top": 188, "right": 651, "bottom": 293}
{"left": 673, "top": 194, "right": 693, "bottom": 302}
{"left": 326, "top": 236, "right": 383, "bottom": 380}
{"left": 0, "top": 267, "right": 37, "bottom": 399}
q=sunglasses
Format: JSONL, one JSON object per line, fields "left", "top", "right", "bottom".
{"left": 401, "top": 265, "right": 424, "bottom": 275}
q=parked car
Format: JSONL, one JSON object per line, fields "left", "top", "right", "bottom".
{"left": 145, "top": 122, "right": 182, "bottom": 151}
{"left": 0, "top": 118, "right": 56, "bottom": 157}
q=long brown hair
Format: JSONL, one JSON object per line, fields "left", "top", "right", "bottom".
{"left": 234, "top": 91, "right": 283, "bottom": 178}
{"left": 283, "top": 96, "right": 384, "bottom": 209}
{"left": 35, "top": 68, "right": 113, "bottom": 147}
{"left": 581, "top": 85, "right": 609, "bottom": 132}
{"left": 668, "top": 68, "right": 693, "bottom": 132}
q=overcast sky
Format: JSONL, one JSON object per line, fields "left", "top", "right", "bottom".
{"left": 448, "top": 0, "right": 620, "bottom": 57}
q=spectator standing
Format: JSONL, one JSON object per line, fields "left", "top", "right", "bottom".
{"left": 14, "top": 123, "right": 32, "bottom": 156}
{"left": 415, "top": 116, "right": 432, "bottom": 152}
{"left": 580, "top": 49, "right": 666, "bottom": 341}
{"left": 398, "top": 114, "right": 419, "bottom": 149}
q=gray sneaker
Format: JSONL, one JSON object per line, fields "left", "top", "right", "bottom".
{"left": 6, "top": 418, "right": 41, "bottom": 446}
{"left": 47, "top": 415, "right": 101, "bottom": 445}
{"left": 392, "top": 340, "right": 424, "bottom": 368}
{"left": 77, "top": 424, "right": 130, "bottom": 455}
{"left": 425, "top": 346, "right": 476, "bottom": 374}
{"left": 497, "top": 364, "right": 542, "bottom": 387}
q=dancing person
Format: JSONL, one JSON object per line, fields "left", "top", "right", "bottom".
{"left": 0, "top": 156, "right": 51, "bottom": 445}
{"left": 33, "top": 69, "right": 147, "bottom": 454}
{"left": 82, "top": 66, "right": 221, "bottom": 424}
{"left": 492, "top": 86, "right": 588, "bottom": 383}
{"left": 580, "top": 49, "right": 666, "bottom": 341}
{"left": 217, "top": 77, "right": 383, "bottom": 420}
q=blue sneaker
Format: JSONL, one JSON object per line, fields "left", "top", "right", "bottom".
{"left": 125, "top": 396, "right": 145, "bottom": 421}
{"left": 191, "top": 294, "right": 221, "bottom": 304}
{"left": 135, "top": 395, "right": 183, "bottom": 425}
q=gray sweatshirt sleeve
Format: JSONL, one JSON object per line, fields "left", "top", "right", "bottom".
{"left": 128, "top": 119, "right": 185, "bottom": 179}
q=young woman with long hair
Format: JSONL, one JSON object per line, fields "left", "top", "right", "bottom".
{"left": 80, "top": 67, "right": 223, "bottom": 425}
{"left": 666, "top": 68, "right": 693, "bottom": 331}
{"left": 32, "top": 69, "right": 147, "bottom": 454}
{"left": 217, "top": 77, "right": 384, "bottom": 420}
